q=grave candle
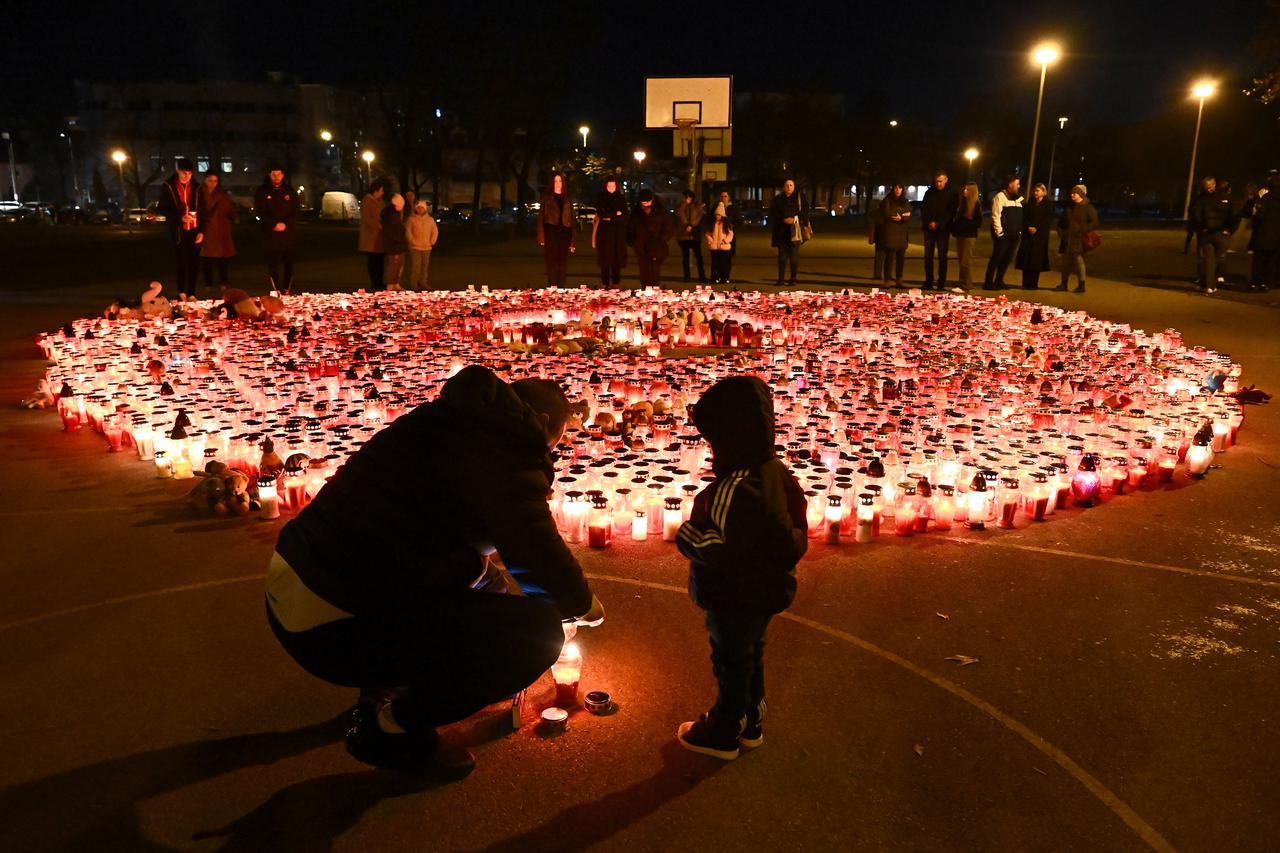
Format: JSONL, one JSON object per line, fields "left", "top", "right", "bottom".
{"left": 825, "top": 495, "right": 843, "bottom": 544}
{"left": 258, "top": 476, "right": 280, "bottom": 520}
{"left": 662, "top": 497, "right": 683, "bottom": 542}
{"left": 1072, "top": 454, "right": 1102, "bottom": 507}
{"left": 552, "top": 641, "right": 582, "bottom": 708}
{"left": 631, "top": 509, "right": 647, "bottom": 541}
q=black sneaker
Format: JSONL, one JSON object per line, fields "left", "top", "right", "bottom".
{"left": 345, "top": 699, "right": 476, "bottom": 779}
{"left": 677, "top": 712, "right": 743, "bottom": 760}
{"left": 739, "top": 699, "right": 766, "bottom": 749}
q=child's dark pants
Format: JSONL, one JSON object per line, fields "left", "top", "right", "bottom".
{"left": 706, "top": 610, "right": 772, "bottom": 725}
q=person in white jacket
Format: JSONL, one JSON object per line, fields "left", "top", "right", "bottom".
{"left": 983, "top": 175, "right": 1023, "bottom": 289}
{"left": 405, "top": 201, "right": 439, "bottom": 291}
{"left": 705, "top": 203, "right": 735, "bottom": 284}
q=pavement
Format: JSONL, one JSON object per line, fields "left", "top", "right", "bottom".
{"left": 1, "top": 226, "right": 1278, "bottom": 852}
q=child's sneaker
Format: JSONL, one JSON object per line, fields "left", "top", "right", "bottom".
{"left": 739, "top": 699, "right": 766, "bottom": 749}
{"left": 676, "top": 712, "right": 743, "bottom": 760}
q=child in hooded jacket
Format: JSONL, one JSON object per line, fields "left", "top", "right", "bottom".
{"left": 675, "top": 376, "right": 808, "bottom": 759}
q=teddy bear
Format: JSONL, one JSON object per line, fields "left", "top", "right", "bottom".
{"left": 186, "top": 463, "right": 228, "bottom": 514}
{"left": 222, "top": 470, "right": 252, "bottom": 516}
{"left": 19, "top": 378, "right": 56, "bottom": 409}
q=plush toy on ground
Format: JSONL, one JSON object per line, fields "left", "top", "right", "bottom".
{"left": 19, "top": 378, "right": 56, "bottom": 409}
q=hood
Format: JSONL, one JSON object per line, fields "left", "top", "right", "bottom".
{"left": 437, "top": 365, "right": 549, "bottom": 453}
{"left": 692, "top": 376, "right": 776, "bottom": 475}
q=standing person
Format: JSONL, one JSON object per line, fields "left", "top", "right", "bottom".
{"left": 359, "top": 182, "right": 386, "bottom": 290}
{"left": 1188, "top": 175, "right": 1235, "bottom": 293}
{"left": 716, "top": 189, "right": 744, "bottom": 282}
{"left": 1015, "top": 182, "right": 1054, "bottom": 290}
{"left": 983, "top": 175, "right": 1023, "bottom": 290}
{"left": 267, "top": 365, "right": 604, "bottom": 777}
{"left": 380, "top": 193, "right": 409, "bottom": 291}
{"left": 405, "top": 200, "right": 439, "bottom": 291}
{"left": 196, "top": 171, "right": 235, "bottom": 292}
{"left": 1054, "top": 184, "right": 1099, "bottom": 294}
{"left": 673, "top": 376, "right": 808, "bottom": 760}
{"left": 592, "top": 177, "right": 628, "bottom": 286}
{"left": 769, "top": 179, "right": 809, "bottom": 287}
{"left": 253, "top": 163, "right": 301, "bottom": 293}
{"left": 627, "top": 189, "right": 674, "bottom": 287}
{"left": 1249, "top": 174, "right": 1280, "bottom": 292}
{"left": 878, "top": 182, "right": 912, "bottom": 287}
{"left": 950, "top": 182, "right": 982, "bottom": 291}
{"left": 158, "top": 158, "right": 201, "bottom": 297}
{"left": 919, "top": 170, "right": 959, "bottom": 290}
{"left": 536, "top": 171, "right": 576, "bottom": 287}
{"left": 676, "top": 189, "right": 707, "bottom": 283}
{"left": 705, "top": 202, "right": 735, "bottom": 284}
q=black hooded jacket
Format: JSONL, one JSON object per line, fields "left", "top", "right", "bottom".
{"left": 676, "top": 376, "right": 807, "bottom": 613}
{"left": 275, "top": 366, "right": 593, "bottom": 620}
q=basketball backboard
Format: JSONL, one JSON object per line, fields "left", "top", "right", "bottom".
{"left": 645, "top": 76, "right": 733, "bottom": 129}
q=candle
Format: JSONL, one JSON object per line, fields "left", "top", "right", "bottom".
{"left": 552, "top": 641, "right": 582, "bottom": 707}
{"left": 631, "top": 509, "right": 647, "bottom": 541}
{"left": 587, "top": 495, "right": 612, "bottom": 548}
{"left": 932, "top": 484, "right": 956, "bottom": 531}
{"left": 1186, "top": 439, "right": 1212, "bottom": 478}
{"left": 1026, "top": 473, "right": 1050, "bottom": 521}
{"left": 824, "top": 495, "right": 843, "bottom": 543}
{"left": 1071, "top": 454, "right": 1102, "bottom": 507}
{"left": 998, "top": 477, "right": 1019, "bottom": 528}
{"left": 855, "top": 493, "right": 875, "bottom": 543}
{"left": 563, "top": 491, "right": 588, "bottom": 544}
{"left": 258, "top": 476, "right": 280, "bottom": 520}
{"left": 662, "top": 497, "right": 683, "bottom": 542}
{"left": 153, "top": 449, "right": 172, "bottom": 478}
{"left": 967, "top": 476, "right": 990, "bottom": 530}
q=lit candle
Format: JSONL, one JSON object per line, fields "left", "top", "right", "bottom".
{"left": 563, "top": 491, "right": 588, "bottom": 544}
{"left": 1186, "top": 437, "right": 1213, "bottom": 478}
{"left": 825, "top": 495, "right": 843, "bottom": 543}
{"left": 855, "top": 493, "right": 875, "bottom": 543}
{"left": 998, "top": 477, "right": 1019, "bottom": 528}
{"left": 258, "top": 476, "right": 280, "bottom": 520}
{"left": 153, "top": 449, "right": 172, "bottom": 478}
{"left": 631, "top": 509, "right": 647, "bottom": 541}
{"left": 662, "top": 497, "right": 683, "bottom": 542}
{"left": 171, "top": 453, "right": 194, "bottom": 480}
{"left": 933, "top": 484, "right": 956, "bottom": 530}
{"left": 1026, "top": 472, "right": 1051, "bottom": 521}
{"left": 1071, "top": 454, "right": 1102, "bottom": 507}
{"left": 966, "top": 476, "right": 989, "bottom": 530}
{"left": 552, "top": 640, "right": 582, "bottom": 707}
{"left": 587, "top": 495, "right": 612, "bottom": 548}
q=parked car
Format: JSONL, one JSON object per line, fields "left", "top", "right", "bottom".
{"left": 320, "top": 191, "right": 360, "bottom": 221}
{"left": 575, "top": 206, "right": 597, "bottom": 228}
{"left": 146, "top": 203, "right": 166, "bottom": 223}
{"left": 449, "top": 203, "right": 474, "bottom": 221}
{"left": 87, "top": 208, "right": 113, "bottom": 225}
{"left": 742, "top": 209, "right": 769, "bottom": 228}
{"left": 0, "top": 201, "right": 27, "bottom": 223}
{"left": 123, "top": 208, "right": 149, "bottom": 224}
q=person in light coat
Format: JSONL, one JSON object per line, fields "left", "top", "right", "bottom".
{"left": 704, "top": 202, "right": 735, "bottom": 284}
{"left": 405, "top": 201, "right": 439, "bottom": 291}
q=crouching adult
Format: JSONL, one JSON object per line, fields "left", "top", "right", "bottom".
{"left": 266, "top": 365, "right": 603, "bottom": 778}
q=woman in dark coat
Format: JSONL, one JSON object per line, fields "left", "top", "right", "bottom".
{"left": 878, "top": 182, "right": 912, "bottom": 287}
{"left": 252, "top": 163, "right": 300, "bottom": 292}
{"left": 536, "top": 171, "right": 576, "bottom": 287}
{"left": 627, "top": 189, "right": 674, "bottom": 287}
{"left": 950, "top": 182, "right": 982, "bottom": 291}
{"left": 768, "top": 179, "right": 809, "bottom": 286}
{"left": 1015, "top": 182, "right": 1054, "bottom": 289}
{"left": 1054, "top": 184, "right": 1099, "bottom": 294}
{"left": 197, "top": 172, "right": 236, "bottom": 291}
{"left": 592, "top": 177, "right": 628, "bottom": 286}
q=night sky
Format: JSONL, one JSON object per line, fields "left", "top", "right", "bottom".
{"left": 4, "top": 0, "right": 1266, "bottom": 137}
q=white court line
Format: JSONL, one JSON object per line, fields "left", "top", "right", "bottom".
{"left": 981, "top": 541, "right": 1280, "bottom": 590}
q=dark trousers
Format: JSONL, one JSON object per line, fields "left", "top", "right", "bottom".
{"left": 777, "top": 241, "right": 800, "bottom": 284}
{"left": 637, "top": 254, "right": 664, "bottom": 287}
{"left": 705, "top": 609, "right": 772, "bottom": 724}
{"left": 201, "top": 256, "right": 229, "bottom": 288}
{"left": 711, "top": 250, "right": 732, "bottom": 282}
{"left": 984, "top": 232, "right": 1018, "bottom": 286}
{"left": 599, "top": 263, "right": 622, "bottom": 286}
{"left": 267, "top": 249, "right": 294, "bottom": 292}
{"left": 365, "top": 252, "right": 384, "bottom": 290}
{"left": 1198, "top": 232, "right": 1229, "bottom": 288}
{"left": 267, "top": 589, "right": 563, "bottom": 730}
{"left": 882, "top": 247, "right": 906, "bottom": 284}
{"left": 922, "top": 229, "right": 950, "bottom": 285}
{"left": 1252, "top": 249, "right": 1278, "bottom": 289}
{"left": 175, "top": 231, "right": 200, "bottom": 294}
{"left": 873, "top": 247, "right": 884, "bottom": 280}
{"left": 679, "top": 239, "right": 706, "bottom": 281}
{"left": 1022, "top": 268, "right": 1042, "bottom": 289}
{"left": 543, "top": 227, "right": 572, "bottom": 287}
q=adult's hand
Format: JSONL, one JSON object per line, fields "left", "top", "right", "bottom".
{"left": 195, "top": 233, "right": 204, "bottom": 244}
{"left": 570, "top": 245, "right": 576, "bottom": 253}
{"left": 573, "top": 594, "right": 605, "bottom": 627}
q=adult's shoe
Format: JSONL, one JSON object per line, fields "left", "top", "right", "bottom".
{"left": 346, "top": 701, "right": 475, "bottom": 780}
{"left": 1073, "top": 285, "right": 1086, "bottom": 294}
{"left": 1054, "top": 283, "right": 1069, "bottom": 292}
{"left": 739, "top": 699, "right": 767, "bottom": 749}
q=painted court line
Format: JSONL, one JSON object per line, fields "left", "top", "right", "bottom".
{"left": 584, "top": 573, "right": 1178, "bottom": 853}
{"left": 982, "top": 541, "right": 1280, "bottom": 590}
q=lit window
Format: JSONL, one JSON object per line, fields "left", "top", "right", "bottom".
{"left": 221, "top": 157, "right": 233, "bottom": 174}
{"left": 197, "top": 156, "right": 210, "bottom": 172}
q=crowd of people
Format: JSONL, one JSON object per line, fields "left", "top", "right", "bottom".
{"left": 150, "top": 158, "right": 1278, "bottom": 298}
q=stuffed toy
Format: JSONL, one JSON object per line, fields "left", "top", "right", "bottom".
{"left": 139, "top": 281, "right": 173, "bottom": 321}
{"left": 186, "top": 465, "right": 227, "bottom": 514}
{"left": 222, "top": 470, "right": 252, "bottom": 515}
{"left": 259, "top": 438, "right": 285, "bottom": 479}
{"left": 19, "top": 378, "right": 56, "bottom": 409}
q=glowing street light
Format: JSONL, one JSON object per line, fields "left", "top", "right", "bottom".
{"left": 1183, "top": 80, "right": 1218, "bottom": 220}
{"left": 319, "top": 129, "right": 332, "bottom": 142}
{"left": 579, "top": 125, "right": 590, "bottom": 149}
{"left": 964, "top": 147, "right": 979, "bottom": 179}
{"left": 888, "top": 119, "right": 899, "bottom": 128}
{"left": 633, "top": 149, "right": 646, "bottom": 166}
{"left": 361, "top": 149, "right": 376, "bottom": 185}
{"left": 111, "top": 149, "right": 130, "bottom": 232}
{"left": 1026, "top": 41, "right": 1062, "bottom": 192}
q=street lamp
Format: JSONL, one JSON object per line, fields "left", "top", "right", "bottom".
{"left": 111, "top": 149, "right": 129, "bottom": 233}
{"left": 320, "top": 129, "right": 343, "bottom": 186}
{"left": 888, "top": 119, "right": 899, "bottom": 128}
{"left": 61, "top": 132, "right": 80, "bottom": 205}
{"left": 361, "top": 149, "right": 375, "bottom": 186}
{"left": 1046, "top": 116, "right": 1068, "bottom": 199}
{"left": 964, "top": 147, "right": 979, "bottom": 179}
{"left": 1183, "top": 80, "right": 1217, "bottom": 220}
{"left": 579, "top": 125, "right": 590, "bottom": 149}
{"left": 1026, "top": 41, "right": 1061, "bottom": 193}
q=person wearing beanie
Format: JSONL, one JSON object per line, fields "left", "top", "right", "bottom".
{"left": 674, "top": 376, "right": 808, "bottom": 760}
{"left": 1055, "top": 184, "right": 1099, "bottom": 294}
{"left": 627, "top": 188, "right": 674, "bottom": 287}
{"left": 157, "top": 157, "right": 201, "bottom": 296}
{"left": 405, "top": 200, "right": 439, "bottom": 291}
{"left": 253, "top": 163, "right": 301, "bottom": 292}
{"left": 380, "top": 193, "right": 409, "bottom": 290}
{"left": 705, "top": 201, "right": 735, "bottom": 284}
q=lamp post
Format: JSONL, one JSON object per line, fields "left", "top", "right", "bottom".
{"left": 579, "top": 125, "right": 590, "bottom": 149}
{"left": 632, "top": 149, "right": 646, "bottom": 201}
{"left": 1026, "top": 42, "right": 1061, "bottom": 193}
{"left": 61, "top": 132, "right": 80, "bottom": 205}
{"left": 964, "top": 147, "right": 979, "bottom": 181}
{"left": 320, "top": 129, "right": 343, "bottom": 187}
{"left": 1182, "top": 81, "right": 1216, "bottom": 221}
{"left": 1045, "top": 116, "right": 1068, "bottom": 200}
{"left": 111, "top": 149, "right": 129, "bottom": 233}
{"left": 361, "top": 149, "right": 375, "bottom": 188}
{"left": 2, "top": 131, "right": 16, "bottom": 201}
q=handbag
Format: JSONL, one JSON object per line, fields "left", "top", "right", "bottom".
{"left": 1082, "top": 230, "right": 1101, "bottom": 252}
{"left": 802, "top": 221, "right": 814, "bottom": 242}
{"left": 791, "top": 218, "right": 803, "bottom": 243}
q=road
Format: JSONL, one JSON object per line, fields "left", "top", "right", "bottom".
{"left": 0, "top": 224, "right": 1277, "bottom": 852}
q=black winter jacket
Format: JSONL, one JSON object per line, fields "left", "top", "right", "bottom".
{"left": 920, "top": 184, "right": 959, "bottom": 233}
{"left": 380, "top": 204, "right": 408, "bottom": 254}
{"left": 253, "top": 181, "right": 300, "bottom": 251}
{"left": 676, "top": 376, "right": 807, "bottom": 613}
{"left": 158, "top": 174, "right": 200, "bottom": 245}
{"left": 1190, "top": 190, "right": 1236, "bottom": 235}
{"left": 769, "top": 191, "right": 809, "bottom": 248}
{"left": 276, "top": 366, "right": 593, "bottom": 620}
